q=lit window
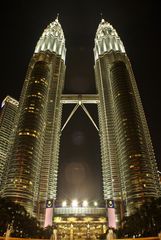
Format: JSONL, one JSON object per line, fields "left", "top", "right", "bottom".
{"left": 130, "top": 165, "right": 134, "bottom": 169}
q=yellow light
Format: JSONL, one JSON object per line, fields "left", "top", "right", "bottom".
{"left": 94, "top": 201, "right": 98, "bottom": 207}
{"left": 62, "top": 200, "right": 67, "bottom": 207}
{"left": 82, "top": 200, "right": 88, "bottom": 207}
{"left": 71, "top": 199, "right": 78, "bottom": 208}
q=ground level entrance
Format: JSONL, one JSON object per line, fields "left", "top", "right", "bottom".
{"left": 53, "top": 207, "right": 107, "bottom": 239}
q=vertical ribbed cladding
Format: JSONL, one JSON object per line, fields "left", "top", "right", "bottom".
{"left": 94, "top": 19, "right": 125, "bottom": 227}
{"left": 33, "top": 18, "right": 66, "bottom": 224}
{"left": 94, "top": 55, "right": 123, "bottom": 227}
{"left": 94, "top": 18, "right": 161, "bottom": 226}
{"left": 47, "top": 56, "right": 66, "bottom": 201}
{"left": 2, "top": 18, "right": 66, "bottom": 219}
{"left": 126, "top": 60, "right": 161, "bottom": 198}
{"left": 35, "top": 18, "right": 66, "bottom": 62}
{"left": 36, "top": 53, "right": 66, "bottom": 225}
{"left": 2, "top": 60, "right": 50, "bottom": 213}
{"left": 0, "top": 96, "right": 18, "bottom": 189}
{"left": 94, "top": 19, "right": 125, "bottom": 61}
{"left": 110, "top": 61, "right": 160, "bottom": 214}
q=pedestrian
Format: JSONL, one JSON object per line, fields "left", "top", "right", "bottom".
{"left": 106, "top": 228, "right": 115, "bottom": 240}
{"left": 50, "top": 225, "right": 57, "bottom": 240}
{"left": 5, "top": 224, "right": 13, "bottom": 240}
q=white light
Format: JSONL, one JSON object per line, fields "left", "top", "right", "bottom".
{"left": 1, "top": 101, "right": 5, "bottom": 108}
{"left": 62, "top": 201, "right": 67, "bottom": 207}
{"left": 94, "top": 201, "right": 98, "bottom": 207}
{"left": 82, "top": 200, "right": 88, "bottom": 207}
{"left": 71, "top": 199, "right": 78, "bottom": 208}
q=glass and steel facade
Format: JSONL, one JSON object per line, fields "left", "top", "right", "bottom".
{"left": 0, "top": 96, "right": 18, "bottom": 188}
{"left": 1, "top": 18, "right": 161, "bottom": 228}
{"left": 94, "top": 19, "right": 161, "bottom": 223}
{"left": 2, "top": 18, "right": 66, "bottom": 222}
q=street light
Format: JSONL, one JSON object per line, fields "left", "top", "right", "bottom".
{"left": 82, "top": 200, "right": 88, "bottom": 207}
{"left": 94, "top": 201, "right": 98, "bottom": 207}
{"left": 62, "top": 200, "right": 67, "bottom": 207}
{"left": 71, "top": 199, "right": 78, "bottom": 207}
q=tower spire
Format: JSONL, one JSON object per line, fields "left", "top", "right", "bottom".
{"left": 34, "top": 15, "right": 66, "bottom": 61}
{"left": 56, "top": 13, "right": 59, "bottom": 21}
{"left": 100, "top": 12, "right": 103, "bottom": 20}
{"left": 94, "top": 18, "right": 125, "bottom": 61}
{"left": 100, "top": 12, "right": 105, "bottom": 23}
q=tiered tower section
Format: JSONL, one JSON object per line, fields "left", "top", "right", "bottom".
{"left": 0, "top": 96, "right": 18, "bottom": 188}
{"left": 94, "top": 19, "right": 161, "bottom": 224}
{"left": 2, "top": 18, "right": 66, "bottom": 223}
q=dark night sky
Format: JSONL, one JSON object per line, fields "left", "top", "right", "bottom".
{"left": 1, "top": 0, "right": 161, "bottom": 205}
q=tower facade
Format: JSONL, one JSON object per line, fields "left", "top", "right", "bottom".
{"left": 94, "top": 19, "right": 161, "bottom": 222}
{"left": 0, "top": 96, "right": 18, "bottom": 188}
{"left": 2, "top": 18, "right": 66, "bottom": 221}
{"left": 1, "top": 18, "right": 161, "bottom": 228}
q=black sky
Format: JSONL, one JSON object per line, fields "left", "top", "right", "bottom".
{"left": 1, "top": 0, "right": 161, "bottom": 204}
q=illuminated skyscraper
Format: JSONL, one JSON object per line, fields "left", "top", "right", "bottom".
{"left": 0, "top": 96, "right": 18, "bottom": 188}
{"left": 2, "top": 17, "right": 66, "bottom": 222}
{"left": 94, "top": 19, "right": 161, "bottom": 221}
{"left": 1, "top": 18, "right": 161, "bottom": 228}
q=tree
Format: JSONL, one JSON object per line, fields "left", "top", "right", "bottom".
{"left": 0, "top": 197, "right": 54, "bottom": 238}
{"left": 0, "top": 197, "right": 39, "bottom": 237}
{"left": 118, "top": 197, "right": 161, "bottom": 237}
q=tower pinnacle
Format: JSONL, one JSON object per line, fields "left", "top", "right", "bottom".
{"left": 100, "top": 12, "right": 103, "bottom": 20}
{"left": 35, "top": 17, "right": 66, "bottom": 61}
{"left": 94, "top": 19, "right": 125, "bottom": 61}
{"left": 56, "top": 13, "right": 59, "bottom": 21}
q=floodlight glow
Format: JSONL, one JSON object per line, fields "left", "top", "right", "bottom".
{"left": 71, "top": 199, "right": 78, "bottom": 208}
{"left": 62, "top": 200, "right": 67, "bottom": 207}
{"left": 82, "top": 200, "right": 88, "bottom": 207}
{"left": 94, "top": 201, "right": 98, "bottom": 206}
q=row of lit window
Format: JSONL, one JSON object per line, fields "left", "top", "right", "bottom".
{"left": 19, "top": 128, "right": 39, "bottom": 133}
{"left": 115, "top": 92, "right": 133, "bottom": 97}
{"left": 18, "top": 132, "right": 38, "bottom": 138}
{"left": 10, "top": 178, "right": 33, "bottom": 185}
{"left": 25, "top": 106, "right": 40, "bottom": 111}
{"left": 129, "top": 153, "right": 142, "bottom": 158}
{"left": 34, "top": 79, "right": 48, "bottom": 86}
{"left": 27, "top": 94, "right": 44, "bottom": 100}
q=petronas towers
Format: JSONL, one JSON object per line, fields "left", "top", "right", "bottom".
{"left": 0, "top": 17, "right": 160, "bottom": 227}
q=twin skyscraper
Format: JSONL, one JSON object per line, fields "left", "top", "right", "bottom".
{"left": 0, "top": 17, "right": 160, "bottom": 227}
